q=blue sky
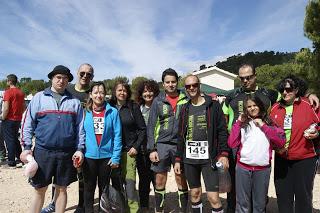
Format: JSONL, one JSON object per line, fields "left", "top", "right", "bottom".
{"left": 0, "top": 0, "right": 312, "bottom": 82}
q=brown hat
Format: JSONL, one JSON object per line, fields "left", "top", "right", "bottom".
{"left": 48, "top": 65, "right": 73, "bottom": 82}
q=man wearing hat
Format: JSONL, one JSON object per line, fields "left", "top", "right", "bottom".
{"left": 42, "top": 63, "right": 94, "bottom": 213}
{"left": 21, "top": 65, "right": 85, "bottom": 213}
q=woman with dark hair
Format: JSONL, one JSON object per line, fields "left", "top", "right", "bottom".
{"left": 228, "top": 94, "right": 285, "bottom": 213}
{"left": 82, "top": 81, "right": 122, "bottom": 212}
{"left": 109, "top": 80, "right": 146, "bottom": 213}
{"left": 135, "top": 80, "right": 160, "bottom": 212}
{"left": 270, "top": 75, "right": 320, "bottom": 213}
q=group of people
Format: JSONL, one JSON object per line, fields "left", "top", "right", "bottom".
{"left": 0, "top": 62, "right": 319, "bottom": 213}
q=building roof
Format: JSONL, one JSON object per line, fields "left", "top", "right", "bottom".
{"left": 193, "top": 65, "right": 237, "bottom": 79}
{"left": 200, "top": 83, "right": 229, "bottom": 96}
{"left": 180, "top": 83, "right": 229, "bottom": 96}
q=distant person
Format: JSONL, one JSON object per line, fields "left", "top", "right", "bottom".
{"left": 270, "top": 75, "right": 319, "bottom": 213}
{"left": 0, "top": 74, "right": 25, "bottom": 167}
{"left": 82, "top": 81, "right": 122, "bottom": 212}
{"left": 41, "top": 63, "right": 94, "bottom": 213}
{"left": 147, "top": 68, "right": 189, "bottom": 213}
{"left": 135, "top": 79, "right": 160, "bottom": 212}
{"left": 20, "top": 65, "right": 85, "bottom": 213}
{"left": 109, "top": 80, "right": 146, "bottom": 213}
{"left": 174, "top": 75, "right": 229, "bottom": 213}
{"left": 0, "top": 92, "right": 6, "bottom": 162}
{"left": 228, "top": 94, "right": 285, "bottom": 213}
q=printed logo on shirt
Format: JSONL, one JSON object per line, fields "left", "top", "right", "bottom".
{"left": 238, "top": 100, "right": 243, "bottom": 113}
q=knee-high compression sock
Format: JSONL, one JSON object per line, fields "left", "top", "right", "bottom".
{"left": 178, "top": 189, "right": 188, "bottom": 213}
{"left": 191, "top": 200, "right": 203, "bottom": 213}
{"left": 212, "top": 206, "right": 223, "bottom": 213}
{"left": 154, "top": 188, "right": 166, "bottom": 212}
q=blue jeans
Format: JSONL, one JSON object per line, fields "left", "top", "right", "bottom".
{"left": 0, "top": 122, "right": 6, "bottom": 160}
{"left": 2, "top": 120, "right": 21, "bottom": 165}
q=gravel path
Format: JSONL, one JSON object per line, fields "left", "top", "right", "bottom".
{"left": 0, "top": 161, "right": 319, "bottom": 212}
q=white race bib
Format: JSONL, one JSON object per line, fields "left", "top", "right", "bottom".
{"left": 283, "top": 114, "right": 292, "bottom": 130}
{"left": 93, "top": 117, "right": 105, "bottom": 135}
{"left": 186, "top": 141, "right": 209, "bottom": 160}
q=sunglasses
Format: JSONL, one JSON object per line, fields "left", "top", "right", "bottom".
{"left": 185, "top": 83, "right": 199, "bottom": 89}
{"left": 239, "top": 74, "right": 255, "bottom": 81}
{"left": 280, "top": 87, "right": 294, "bottom": 93}
{"left": 79, "top": 72, "right": 93, "bottom": 78}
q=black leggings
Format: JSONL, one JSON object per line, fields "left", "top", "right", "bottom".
{"left": 274, "top": 156, "right": 317, "bottom": 213}
{"left": 136, "top": 151, "right": 155, "bottom": 208}
{"left": 83, "top": 158, "right": 111, "bottom": 213}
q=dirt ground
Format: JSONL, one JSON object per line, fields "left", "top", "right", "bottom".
{"left": 0, "top": 161, "right": 319, "bottom": 213}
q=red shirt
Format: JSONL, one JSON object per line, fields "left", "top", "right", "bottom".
{"left": 166, "top": 94, "right": 179, "bottom": 113}
{"left": 93, "top": 109, "right": 105, "bottom": 146}
{"left": 3, "top": 87, "right": 25, "bottom": 121}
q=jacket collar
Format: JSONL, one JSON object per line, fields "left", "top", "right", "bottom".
{"left": 186, "top": 94, "right": 212, "bottom": 108}
{"left": 278, "top": 97, "right": 302, "bottom": 108}
{"left": 43, "top": 87, "right": 72, "bottom": 98}
{"left": 158, "top": 90, "right": 187, "bottom": 102}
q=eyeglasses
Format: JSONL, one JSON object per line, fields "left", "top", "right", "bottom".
{"left": 239, "top": 74, "right": 255, "bottom": 81}
{"left": 185, "top": 83, "right": 199, "bottom": 90}
{"left": 54, "top": 75, "right": 69, "bottom": 81}
{"left": 280, "top": 87, "right": 294, "bottom": 93}
{"left": 79, "top": 72, "right": 93, "bottom": 78}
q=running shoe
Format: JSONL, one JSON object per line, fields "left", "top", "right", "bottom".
{"left": 41, "top": 202, "right": 55, "bottom": 213}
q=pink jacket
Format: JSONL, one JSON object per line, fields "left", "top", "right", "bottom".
{"left": 228, "top": 120, "right": 285, "bottom": 171}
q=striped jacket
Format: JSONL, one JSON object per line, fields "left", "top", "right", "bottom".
{"left": 22, "top": 88, "right": 85, "bottom": 152}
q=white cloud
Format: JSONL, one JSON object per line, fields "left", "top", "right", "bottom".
{"left": 0, "top": 0, "right": 312, "bottom": 82}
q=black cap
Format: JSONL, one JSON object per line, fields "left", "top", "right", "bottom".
{"left": 48, "top": 65, "right": 73, "bottom": 82}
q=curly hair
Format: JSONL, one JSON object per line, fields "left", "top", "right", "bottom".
{"left": 277, "top": 74, "right": 308, "bottom": 98}
{"left": 136, "top": 80, "right": 160, "bottom": 105}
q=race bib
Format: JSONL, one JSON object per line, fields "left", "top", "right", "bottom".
{"left": 186, "top": 141, "right": 209, "bottom": 160}
{"left": 93, "top": 117, "right": 105, "bottom": 135}
{"left": 283, "top": 114, "right": 292, "bottom": 130}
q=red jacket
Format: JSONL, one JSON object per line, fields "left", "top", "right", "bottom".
{"left": 270, "top": 97, "right": 319, "bottom": 160}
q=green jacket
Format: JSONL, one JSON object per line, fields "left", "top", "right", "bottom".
{"left": 147, "top": 91, "right": 188, "bottom": 151}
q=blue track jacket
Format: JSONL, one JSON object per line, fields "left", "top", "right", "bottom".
{"left": 21, "top": 88, "right": 85, "bottom": 152}
{"left": 84, "top": 103, "right": 122, "bottom": 164}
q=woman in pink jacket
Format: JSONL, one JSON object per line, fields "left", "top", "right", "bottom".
{"left": 228, "top": 94, "right": 285, "bottom": 213}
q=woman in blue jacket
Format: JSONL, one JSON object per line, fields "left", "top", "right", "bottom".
{"left": 82, "top": 81, "right": 122, "bottom": 212}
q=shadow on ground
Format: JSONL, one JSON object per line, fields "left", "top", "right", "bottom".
{"left": 66, "top": 193, "right": 320, "bottom": 213}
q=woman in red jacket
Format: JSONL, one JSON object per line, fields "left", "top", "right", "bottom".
{"left": 270, "top": 75, "right": 319, "bottom": 213}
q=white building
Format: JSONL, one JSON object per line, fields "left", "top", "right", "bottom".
{"left": 192, "top": 65, "right": 237, "bottom": 91}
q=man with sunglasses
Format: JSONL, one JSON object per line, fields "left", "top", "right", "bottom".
{"left": 222, "top": 63, "right": 319, "bottom": 213}
{"left": 147, "top": 68, "right": 189, "bottom": 213}
{"left": 67, "top": 63, "right": 94, "bottom": 107}
{"left": 41, "top": 63, "right": 94, "bottom": 213}
{"left": 174, "top": 75, "right": 229, "bottom": 213}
